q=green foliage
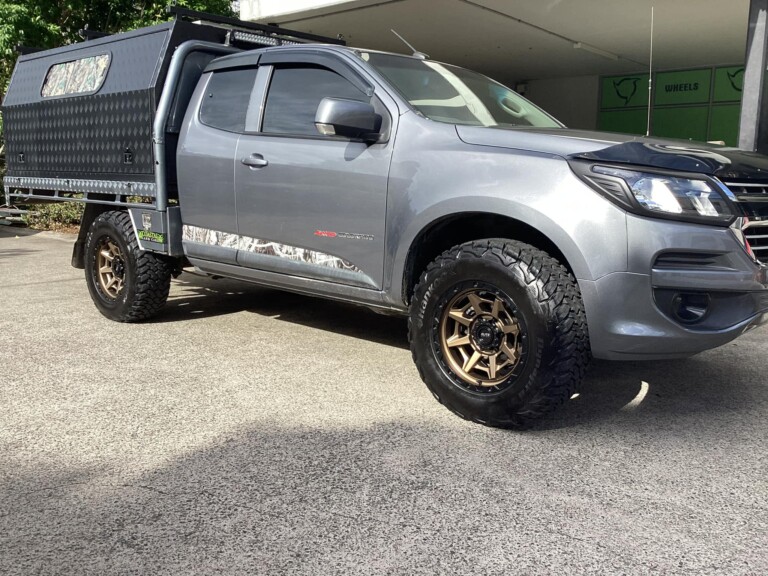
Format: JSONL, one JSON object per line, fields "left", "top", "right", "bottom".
{"left": 23, "top": 202, "right": 85, "bottom": 230}
{"left": 0, "top": 0, "right": 235, "bottom": 148}
{"left": 0, "top": 0, "right": 235, "bottom": 89}
{"left": 0, "top": 0, "right": 234, "bottom": 224}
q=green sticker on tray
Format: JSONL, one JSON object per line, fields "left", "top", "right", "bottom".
{"left": 138, "top": 230, "right": 165, "bottom": 244}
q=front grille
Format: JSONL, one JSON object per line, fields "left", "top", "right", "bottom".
{"left": 722, "top": 181, "right": 768, "bottom": 220}
{"left": 727, "top": 182, "right": 768, "bottom": 197}
{"left": 721, "top": 181, "right": 768, "bottom": 264}
{"left": 744, "top": 225, "right": 768, "bottom": 260}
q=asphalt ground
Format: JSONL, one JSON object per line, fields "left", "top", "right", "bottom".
{"left": 1, "top": 226, "right": 766, "bottom": 575}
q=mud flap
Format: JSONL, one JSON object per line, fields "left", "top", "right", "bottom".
{"left": 127, "top": 206, "right": 183, "bottom": 256}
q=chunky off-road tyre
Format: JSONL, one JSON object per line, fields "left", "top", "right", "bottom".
{"left": 409, "top": 239, "right": 590, "bottom": 429}
{"left": 84, "top": 210, "right": 171, "bottom": 322}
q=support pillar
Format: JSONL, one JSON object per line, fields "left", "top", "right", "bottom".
{"left": 740, "top": 0, "right": 768, "bottom": 152}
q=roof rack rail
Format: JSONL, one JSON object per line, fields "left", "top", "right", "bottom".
{"left": 79, "top": 27, "right": 111, "bottom": 41}
{"left": 168, "top": 6, "right": 345, "bottom": 46}
{"left": 15, "top": 45, "right": 44, "bottom": 55}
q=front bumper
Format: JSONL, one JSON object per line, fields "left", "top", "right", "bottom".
{"left": 583, "top": 215, "right": 768, "bottom": 360}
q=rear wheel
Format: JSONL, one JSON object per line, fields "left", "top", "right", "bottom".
{"left": 409, "top": 239, "right": 590, "bottom": 429}
{"left": 84, "top": 210, "right": 171, "bottom": 322}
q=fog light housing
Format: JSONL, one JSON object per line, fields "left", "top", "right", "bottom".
{"left": 671, "top": 292, "right": 711, "bottom": 324}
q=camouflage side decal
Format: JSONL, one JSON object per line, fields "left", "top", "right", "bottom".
{"left": 182, "top": 225, "right": 361, "bottom": 272}
{"left": 182, "top": 225, "right": 239, "bottom": 249}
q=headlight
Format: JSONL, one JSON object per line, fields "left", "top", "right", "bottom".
{"left": 572, "top": 163, "right": 736, "bottom": 226}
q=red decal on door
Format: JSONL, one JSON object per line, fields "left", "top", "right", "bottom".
{"left": 314, "top": 230, "right": 338, "bottom": 238}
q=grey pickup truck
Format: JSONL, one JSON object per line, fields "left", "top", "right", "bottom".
{"left": 3, "top": 9, "right": 767, "bottom": 428}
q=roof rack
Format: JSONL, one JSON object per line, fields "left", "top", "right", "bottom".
{"left": 168, "top": 6, "right": 345, "bottom": 47}
{"left": 15, "top": 45, "right": 44, "bottom": 55}
{"left": 78, "top": 27, "right": 111, "bottom": 41}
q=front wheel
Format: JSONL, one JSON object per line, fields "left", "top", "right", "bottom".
{"left": 84, "top": 210, "right": 171, "bottom": 322}
{"left": 409, "top": 239, "right": 590, "bottom": 429}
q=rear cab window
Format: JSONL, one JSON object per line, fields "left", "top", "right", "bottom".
{"left": 199, "top": 68, "right": 259, "bottom": 133}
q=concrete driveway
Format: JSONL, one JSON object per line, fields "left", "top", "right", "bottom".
{"left": 1, "top": 226, "right": 766, "bottom": 575}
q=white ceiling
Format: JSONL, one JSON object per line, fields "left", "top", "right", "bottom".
{"left": 252, "top": 0, "right": 751, "bottom": 83}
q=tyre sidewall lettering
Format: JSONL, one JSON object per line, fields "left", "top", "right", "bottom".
{"left": 422, "top": 259, "right": 550, "bottom": 407}
{"left": 409, "top": 239, "right": 589, "bottom": 428}
{"left": 83, "top": 210, "right": 171, "bottom": 322}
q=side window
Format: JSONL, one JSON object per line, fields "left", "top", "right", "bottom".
{"left": 262, "top": 65, "right": 368, "bottom": 136}
{"left": 199, "top": 68, "right": 258, "bottom": 133}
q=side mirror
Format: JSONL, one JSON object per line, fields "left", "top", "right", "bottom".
{"left": 315, "top": 97, "right": 382, "bottom": 142}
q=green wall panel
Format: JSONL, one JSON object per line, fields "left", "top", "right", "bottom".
{"left": 654, "top": 69, "right": 712, "bottom": 106}
{"left": 600, "top": 74, "right": 650, "bottom": 109}
{"left": 598, "top": 109, "right": 649, "bottom": 135}
{"left": 600, "top": 65, "right": 742, "bottom": 143}
{"left": 652, "top": 106, "right": 709, "bottom": 142}
{"left": 709, "top": 104, "right": 741, "bottom": 146}
{"left": 713, "top": 66, "right": 744, "bottom": 103}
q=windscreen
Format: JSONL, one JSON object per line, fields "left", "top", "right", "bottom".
{"left": 361, "top": 52, "right": 562, "bottom": 128}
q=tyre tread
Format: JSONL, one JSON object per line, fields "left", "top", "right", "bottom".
{"left": 85, "top": 210, "right": 171, "bottom": 322}
{"left": 409, "top": 239, "right": 591, "bottom": 429}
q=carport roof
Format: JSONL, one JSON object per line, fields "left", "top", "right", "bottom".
{"left": 241, "top": 0, "right": 750, "bottom": 81}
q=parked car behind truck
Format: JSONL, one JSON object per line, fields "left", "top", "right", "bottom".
{"left": 3, "top": 9, "right": 767, "bottom": 428}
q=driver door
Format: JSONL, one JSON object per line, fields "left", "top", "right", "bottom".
{"left": 234, "top": 57, "right": 394, "bottom": 290}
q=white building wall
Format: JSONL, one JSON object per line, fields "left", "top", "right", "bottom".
{"left": 524, "top": 75, "right": 600, "bottom": 130}
{"left": 240, "top": 0, "right": 356, "bottom": 21}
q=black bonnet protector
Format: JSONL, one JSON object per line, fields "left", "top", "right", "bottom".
{"left": 573, "top": 138, "right": 768, "bottom": 181}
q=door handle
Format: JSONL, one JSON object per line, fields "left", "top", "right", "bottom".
{"left": 241, "top": 154, "right": 268, "bottom": 168}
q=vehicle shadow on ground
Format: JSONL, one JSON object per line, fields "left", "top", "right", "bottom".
{"left": 0, "top": 226, "right": 43, "bottom": 260}
{"left": 0, "top": 225, "right": 40, "bottom": 236}
{"left": 543, "top": 349, "right": 760, "bottom": 431}
{"left": 159, "top": 272, "right": 409, "bottom": 350}
{"left": 159, "top": 273, "right": 265, "bottom": 319}
{"left": 0, "top": 248, "right": 41, "bottom": 260}
{"left": 160, "top": 273, "right": 762, "bottom": 430}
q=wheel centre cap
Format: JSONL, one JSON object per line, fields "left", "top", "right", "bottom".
{"left": 112, "top": 257, "right": 125, "bottom": 278}
{"left": 470, "top": 317, "right": 502, "bottom": 351}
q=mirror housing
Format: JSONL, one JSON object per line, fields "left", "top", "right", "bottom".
{"left": 315, "top": 97, "right": 382, "bottom": 142}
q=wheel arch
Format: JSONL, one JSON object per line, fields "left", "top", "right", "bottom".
{"left": 71, "top": 204, "right": 118, "bottom": 269}
{"left": 407, "top": 238, "right": 591, "bottom": 429}
{"left": 82, "top": 209, "right": 172, "bottom": 322}
{"left": 401, "top": 211, "right": 587, "bottom": 305}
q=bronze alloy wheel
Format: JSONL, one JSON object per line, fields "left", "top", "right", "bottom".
{"left": 84, "top": 211, "right": 172, "bottom": 322}
{"left": 96, "top": 236, "right": 127, "bottom": 299}
{"left": 439, "top": 287, "right": 524, "bottom": 388}
{"left": 410, "top": 239, "right": 589, "bottom": 428}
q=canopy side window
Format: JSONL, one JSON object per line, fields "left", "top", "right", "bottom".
{"left": 41, "top": 54, "right": 111, "bottom": 98}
